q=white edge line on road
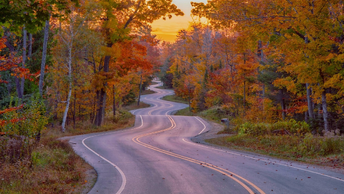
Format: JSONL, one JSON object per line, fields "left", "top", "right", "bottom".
{"left": 195, "top": 116, "right": 207, "bottom": 135}
{"left": 81, "top": 115, "right": 145, "bottom": 194}
{"left": 181, "top": 137, "right": 344, "bottom": 183}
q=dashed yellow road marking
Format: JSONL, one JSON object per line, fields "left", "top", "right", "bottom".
{"left": 132, "top": 115, "right": 265, "bottom": 194}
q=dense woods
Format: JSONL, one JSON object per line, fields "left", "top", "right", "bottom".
{"left": 159, "top": 0, "right": 344, "bottom": 135}
{"left": 0, "top": 0, "right": 182, "bottom": 165}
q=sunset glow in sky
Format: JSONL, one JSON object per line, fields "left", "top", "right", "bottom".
{"left": 151, "top": 0, "right": 207, "bottom": 42}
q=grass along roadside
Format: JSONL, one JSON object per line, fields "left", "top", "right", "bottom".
{"left": 45, "top": 102, "right": 150, "bottom": 138}
{"left": 151, "top": 81, "right": 160, "bottom": 85}
{"left": 175, "top": 107, "right": 230, "bottom": 123}
{"left": 141, "top": 89, "right": 156, "bottom": 95}
{"left": 0, "top": 138, "right": 96, "bottom": 194}
{"left": 156, "top": 86, "right": 170, "bottom": 89}
{"left": 161, "top": 95, "right": 188, "bottom": 104}
{"left": 1, "top": 102, "right": 150, "bottom": 194}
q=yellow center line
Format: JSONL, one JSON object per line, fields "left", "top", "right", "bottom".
{"left": 132, "top": 115, "right": 266, "bottom": 194}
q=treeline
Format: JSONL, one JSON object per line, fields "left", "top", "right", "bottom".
{"left": 160, "top": 0, "right": 344, "bottom": 133}
{"left": 0, "top": 0, "right": 183, "bottom": 142}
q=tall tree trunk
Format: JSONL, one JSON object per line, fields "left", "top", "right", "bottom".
{"left": 137, "top": 73, "right": 143, "bottom": 106}
{"left": 322, "top": 90, "right": 329, "bottom": 132}
{"left": 188, "top": 87, "right": 191, "bottom": 112}
{"left": 262, "top": 85, "right": 265, "bottom": 110}
{"left": 94, "top": 54, "right": 111, "bottom": 126}
{"left": 15, "top": 78, "right": 23, "bottom": 98}
{"left": 73, "top": 90, "right": 76, "bottom": 129}
{"left": 113, "top": 85, "right": 116, "bottom": 116}
{"left": 257, "top": 40, "right": 265, "bottom": 112}
{"left": 61, "top": 38, "right": 73, "bottom": 133}
{"left": 92, "top": 92, "right": 98, "bottom": 123}
{"left": 5, "top": 38, "right": 23, "bottom": 98}
{"left": 39, "top": 20, "right": 50, "bottom": 97}
{"left": 94, "top": 89, "right": 105, "bottom": 126}
{"left": 6, "top": 77, "right": 12, "bottom": 96}
{"left": 21, "top": 27, "right": 27, "bottom": 97}
{"left": 101, "top": 94, "right": 107, "bottom": 124}
{"left": 79, "top": 104, "right": 82, "bottom": 121}
{"left": 281, "top": 89, "right": 286, "bottom": 120}
{"left": 28, "top": 33, "right": 32, "bottom": 58}
{"left": 306, "top": 83, "right": 314, "bottom": 120}
{"left": 317, "top": 83, "right": 322, "bottom": 119}
{"left": 318, "top": 102, "right": 322, "bottom": 119}
{"left": 243, "top": 53, "right": 246, "bottom": 114}
{"left": 243, "top": 81, "right": 246, "bottom": 107}
{"left": 62, "top": 82, "right": 72, "bottom": 132}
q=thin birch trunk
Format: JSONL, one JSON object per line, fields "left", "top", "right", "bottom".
{"left": 61, "top": 19, "right": 74, "bottom": 132}
{"left": 39, "top": 20, "right": 50, "bottom": 97}
{"left": 62, "top": 39, "right": 73, "bottom": 132}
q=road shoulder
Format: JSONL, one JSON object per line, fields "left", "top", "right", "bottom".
{"left": 191, "top": 119, "right": 344, "bottom": 175}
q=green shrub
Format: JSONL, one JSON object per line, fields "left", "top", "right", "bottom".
{"left": 237, "top": 119, "right": 310, "bottom": 136}
{"left": 198, "top": 107, "right": 229, "bottom": 122}
{"left": 320, "top": 137, "right": 343, "bottom": 156}
{"left": 0, "top": 94, "right": 49, "bottom": 162}
{"left": 1, "top": 94, "right": 49, "bottom": 138}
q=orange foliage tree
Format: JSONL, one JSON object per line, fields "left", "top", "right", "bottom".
{"left": 186, "top": 0, "right": 344, "bottom": 131}
{"left": 0, "top": 38, "right": 27, "bottom": 128}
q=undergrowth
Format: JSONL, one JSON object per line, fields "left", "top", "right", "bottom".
{"left": 237, "top": 119, "right": 311, "bottom": 136}
{"left": 140, "top": 89, "right": 156, "bottom": 95}
{"left": 0, "top": 102, "right": 143, "bottom": 193}
{"left": 162, "top": 95, "right": 189, "bottom": 104}
{"left": 175, "top": 106, "right": 230, "bottom": 123}
{"left": 0, "top": 138, "right": 93, "bottom": 194}
{"left": 207, "top": 130, "right": 344, "bottom": 168}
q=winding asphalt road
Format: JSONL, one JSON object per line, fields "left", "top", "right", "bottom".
{"left": 70, "top": 82, "right": 344, "bottom": 194}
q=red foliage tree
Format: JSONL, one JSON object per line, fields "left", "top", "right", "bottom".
{"left": 0, "top": 38, "right": 29, "bottom": 128}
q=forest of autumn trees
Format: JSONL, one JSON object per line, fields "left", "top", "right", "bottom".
{"left": 0, "top": 0, "right": 183, "bottom": 136}
{"left": 2, "top": 0, "right": 344, "bottom": 142}
{"left": 159, "top": 0, "right": 344, "bottom": 133}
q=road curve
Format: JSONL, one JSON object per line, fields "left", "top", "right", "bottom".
{"left": 70, "top": 81, "right": 344, "bottom": 194}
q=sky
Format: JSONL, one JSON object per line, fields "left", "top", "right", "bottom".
{"left": 151, "top": 0, "right": 207, "bottom": 42}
